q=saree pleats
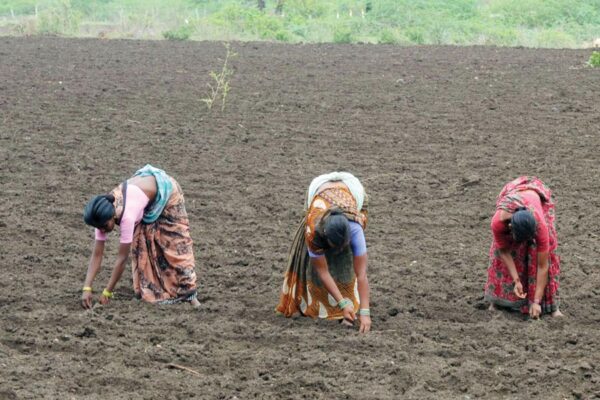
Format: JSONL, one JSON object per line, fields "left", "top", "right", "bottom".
{"left": 131, "top": 178, "right": 198, "bottom": 304}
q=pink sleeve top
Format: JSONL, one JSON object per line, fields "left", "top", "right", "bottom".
{"left": 95, "top": 184, "right": 150, "bottom": 244}
{"left": 491, "top": 190, "right": 549, "bottom": 252}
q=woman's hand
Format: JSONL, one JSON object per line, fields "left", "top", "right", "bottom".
{"left": 81, "top": 291, "right": 93, "bottom": 309}
{"left": 529, "top": 303, "right": 542, "bottom": 319}
{"left": 342, "top": 305, "right": 356, "bottom": 325}
{"left": 98, "top": 243, "right": 129, "bottom": 307}
{"left": 99, "top": 294, "right": 110, "bottom": 305}
{"left": 358, "top": 314, "right": 371, "bottom": 333}
{"left": 498, "top": 249, "right": 523, "bottom": 298}
{"left": 82, "top": 240, "right": 106, "bottom": 309}
{"left": 513, "top": 280, "right": 526, "bottom": 299}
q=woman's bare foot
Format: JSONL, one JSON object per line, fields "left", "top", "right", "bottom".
{"left": 551, "top": 309, "right": 564, "bottom": 317}
{"left": 190, "top": 298, "right": 201, "bottom": 308}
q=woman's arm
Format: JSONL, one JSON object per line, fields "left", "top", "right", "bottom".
{"left": 530, "top": 251, "right": 549, "bottom": 318}
{"left": 81, "top": 240, "right": 105, "bottom": 309}
{"left": 531, "top": 213, "right": 550, "bottom": 317}
{"left": 311, "top": 256, "right": 356, "bottom": 322}
{"left": 353, "top": 253, "right": 371, "bottom": 333}
{"left": 498, "top": 249, "right": 518, "bottom": 282}
{"left": 311, "top": 256, "right": 344, "bottom": 302}
{"left": 354, "top": 254, "right": 369, "bottom": 309}
{"left": 99, "top": 242, "right": 131, "bottom": 304}
{"left": 498, "top": 248, "right": 526, "bottom": 299}
{"left": 534, "top": 251, "right": 549, "bottom": 300}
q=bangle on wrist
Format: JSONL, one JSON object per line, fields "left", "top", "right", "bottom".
{"left": 337, "top": 298, "right": 352, "bottom": 310}
{"left": 82, "top": 286, "right": 93, "bottom": 293}
{"left": 533, "top": 299, "right": 541, "bottom": 305}
{"left": 102, "top": 288, "right": 114, "bottom": 298}
{"left": 358, "top": 308, "right": 370, "bottom": 316}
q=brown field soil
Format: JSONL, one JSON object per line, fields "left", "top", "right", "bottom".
{"left": 1, "top": 37, "right": 599, "bottom": 399}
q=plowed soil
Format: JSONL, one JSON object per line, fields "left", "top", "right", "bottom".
{"left": 1, "top": 37, "right": 599, "bottom": 399}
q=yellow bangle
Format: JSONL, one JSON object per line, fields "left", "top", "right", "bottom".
{"left": 102, "top": 288, "right": 114, "bottom": 298}
{"left": 82, "top": 286, "right": 93, "bottom": 293}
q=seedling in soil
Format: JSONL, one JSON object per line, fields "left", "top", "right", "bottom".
{"left": 201, "top": 43, "right": 236, "bottom": 111}
{"left": 588, "top": 51, "right": 600, "bottom": 67}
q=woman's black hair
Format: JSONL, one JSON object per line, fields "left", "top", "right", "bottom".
{"left": 83, "top": 194, "right": 115, "bottom": 228}
{"left": 511, "top": 207, "right": 537, "bottom": 243}
{"left": 321, "top": 208, "right": 350, "bottom": 250}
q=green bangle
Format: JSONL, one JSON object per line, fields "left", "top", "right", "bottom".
{"left": 337, "top": 298, "right": 352, "bottom": 310}
{"left": 358, "top": 308, "right": 370, "bottom": 316}
{"left": 102, "top": 288, "right": 114, "bottom": 298}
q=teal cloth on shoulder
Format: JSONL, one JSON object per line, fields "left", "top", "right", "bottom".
{"left": 133, "top": 164, "right": 173, "bottom": 223}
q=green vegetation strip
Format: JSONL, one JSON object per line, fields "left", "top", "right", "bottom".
{"left": 1, "top": 0, "right": 600, "bottom": 48}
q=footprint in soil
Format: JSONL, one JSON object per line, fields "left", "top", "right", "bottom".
{"left": 387, "top": 307, "right": 401, "bottom": 316}
{"left": 74, "top": 327, "right": 96, "bottom": 338}
{"left": 472, "top": 300, "right": 488, "bottom": 310}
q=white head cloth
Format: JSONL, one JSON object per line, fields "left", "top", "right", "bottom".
{"left": 306, "top": 172, "right": 365, "bottom": 211}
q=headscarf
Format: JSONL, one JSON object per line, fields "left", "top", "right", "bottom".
{"left": 306, "top": 172, "right": 365, "bottom": 211}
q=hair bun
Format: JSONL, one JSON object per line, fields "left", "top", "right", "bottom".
{"left": 83, "top": 194, "right": 116, "bottom": 228}
{"left": 511, "top": 208, "right": 537, "bottom": 243}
